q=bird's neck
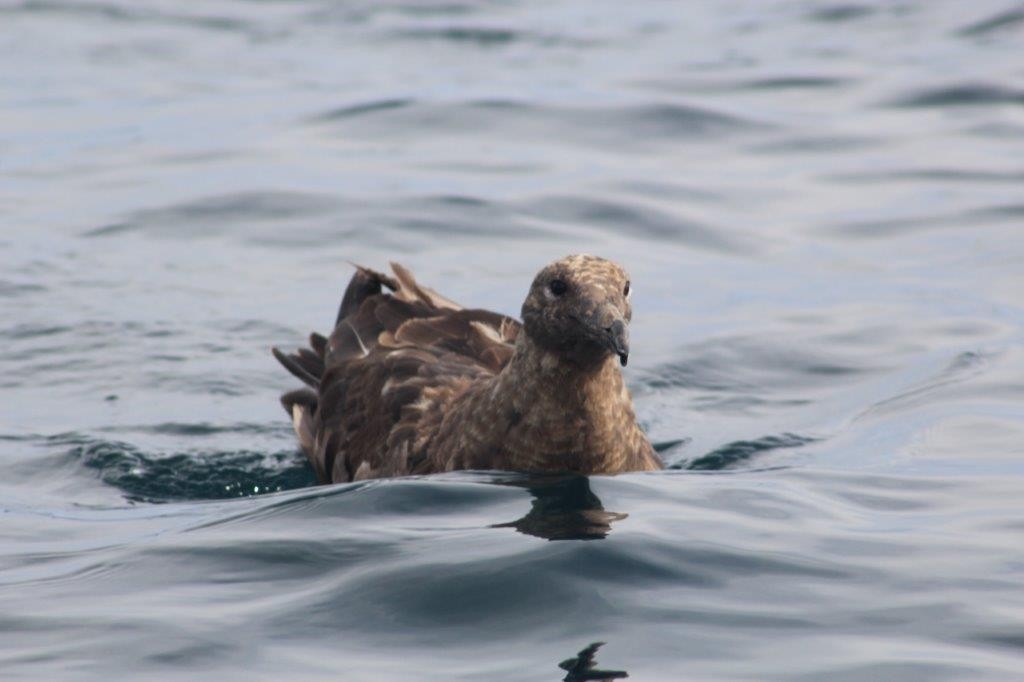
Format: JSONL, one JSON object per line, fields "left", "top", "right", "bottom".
{"left": 487, "top": 334, "right": 645, "bottom": 472}
{"left": 500, "top": 334, "right": 622, "bottom": 407}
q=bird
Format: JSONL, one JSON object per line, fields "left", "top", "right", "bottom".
{"left": 272, "top": 254, "right": 663, "bottom": 483}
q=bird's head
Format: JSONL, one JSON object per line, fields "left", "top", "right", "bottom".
{"left": 521, "top": 254, "right": 634, "bottom": 369}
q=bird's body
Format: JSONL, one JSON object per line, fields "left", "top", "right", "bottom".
{"left": 272, "top": 255, "right": 662, "bottom": 483}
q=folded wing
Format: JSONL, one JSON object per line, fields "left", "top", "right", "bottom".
{"left": 273, "top": 264, "right": 519, "bottom": 483}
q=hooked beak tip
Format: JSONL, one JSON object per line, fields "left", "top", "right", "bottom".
{"left": 605, "top": 318, "right": 629, "bottom": 367}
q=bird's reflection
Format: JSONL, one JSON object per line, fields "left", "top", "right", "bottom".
{"left": 559, "top": 642, "right": 629, "bottom": 681}
{"left": 491, "top": 475, "right": 626, "bottom": 541}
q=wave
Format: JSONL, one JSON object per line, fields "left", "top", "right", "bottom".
{"left": 66, "top": 436, "right": 315, "bottom": 503}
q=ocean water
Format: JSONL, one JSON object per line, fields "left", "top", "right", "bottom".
{"left": 2, "top": 0, "right": 1024, "bottom": 679}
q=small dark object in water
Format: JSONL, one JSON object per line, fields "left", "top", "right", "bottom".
{"left": 559, "top": 642, "right": 629, "bottom": 681}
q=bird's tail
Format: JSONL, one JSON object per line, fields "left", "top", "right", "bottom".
{"left": 271, "top": 333, "right": 327, "bottom": 459}
{"left": 271, "top": 265, "right": 397, "bottom": 477}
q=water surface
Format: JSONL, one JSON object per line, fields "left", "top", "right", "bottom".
{"left": 2, "top": 1, "right": 1024, "bottom": 679}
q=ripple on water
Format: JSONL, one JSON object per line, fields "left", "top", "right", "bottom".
{"left": 737, "top": 75, "right": 854, "bottom": 90}
{"left": 67, "top": 436, "right": 315, "bottom": 502}
{"left": 393, "top": 26, "right": 524, "bottom": 46}
{"left": 824, "top": 168, "right": 1024, "bottom": 185}
{"left": 640, "top": 334, "right": 879, "bottom": 416}
{"left": 828, "top": 203, "right": 1024, "bottom": 238}
{"left": 956, "top": 7, "right": 1024, "bottom": 37}
{"left": 806, "top": 4, "right": 876, "bottom": 23}
{"left": 82, "top": 191, "right": 342, "bottom": 239}
{"left": 81, "top": 192, "right": 554, "bottom": 251}
{"left": 680, "top": 433, "right": 817, "bottom": 470}
{"left": 6, "top": 1, "right": 257, "bottom": 36}
{"left": 0, "top": 280, "right": 47, "bottom": 297}
{"left": 308, "top": 99, "right": 762, "bottom": 146}
{"left": 308, "top": 97, "right": 415, "bottom": 122}
{"left": 890, "top": 83, "right": 1024, "bottom": 108}
{"left": 522, "top": 195, "right": 755, "bottom": 253}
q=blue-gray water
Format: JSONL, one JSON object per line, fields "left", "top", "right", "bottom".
{"left": 3, "top": 1, "right": 1024, "bottom": 679}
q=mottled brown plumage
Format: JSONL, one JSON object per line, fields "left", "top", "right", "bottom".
{"left": 272, "top": 255, "right": 662, "bottom": 483}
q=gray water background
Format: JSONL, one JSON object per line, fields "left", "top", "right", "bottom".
{"left": 2, "top": 0, "right": 1024, "bottom": 679}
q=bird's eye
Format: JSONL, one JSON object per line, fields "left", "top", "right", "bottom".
{"left": 623, "top": 281, "right": 631, "bottom": 297}
{"left": 548, "top": 279, "right": 568, "bottom": 296}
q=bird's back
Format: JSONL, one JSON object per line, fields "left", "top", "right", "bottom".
{"left": 273, "top": 264, "right": 519, "bottom": 483}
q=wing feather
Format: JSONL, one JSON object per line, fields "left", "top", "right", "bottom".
{"left": 274, "top": 262, "right": 520, "bottom": 484}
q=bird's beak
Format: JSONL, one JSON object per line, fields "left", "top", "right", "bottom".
{"left": 605, "top": 318, "right": 629, "bottom": 367}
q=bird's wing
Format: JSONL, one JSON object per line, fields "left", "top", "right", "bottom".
{"left": 273, "top": 263, "right": 520, "bottom": 482}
